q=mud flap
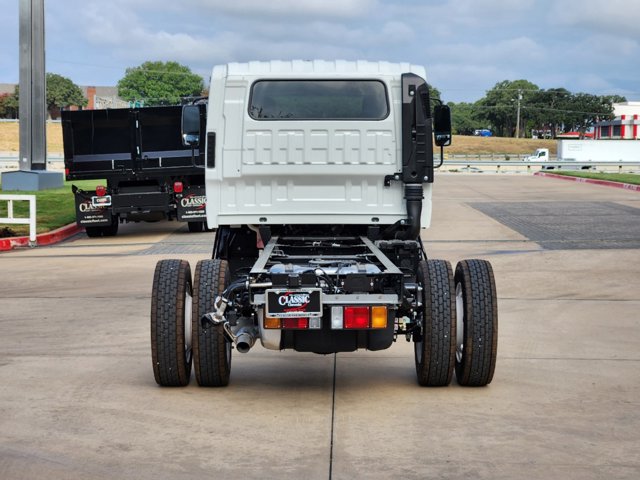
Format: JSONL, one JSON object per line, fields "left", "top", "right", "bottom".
{"left": 74, "top": 191, "right": 112, "bottom": 227}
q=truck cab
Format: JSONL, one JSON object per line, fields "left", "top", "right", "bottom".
{"left": 150, "top": 61, "right": 498, "bottom": 389}
{"left": 526, "top": 148, "right": 549, "bottom": 161}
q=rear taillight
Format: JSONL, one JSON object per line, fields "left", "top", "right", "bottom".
{"left": 264, "top": 316, "right": 321, "bottom": 330}
{"left": 173, "top": 181, "right": 184, "bottom": 194}
{"left": 344, "top": 306, "right": 369, "bottom": 329}
{"left": 282, "top": 317, "right": 308, "bottom": 329}
{"left": 371, "top": 306, "right": 387, "bottom": 329}
{"left": 263, "top": 306, "right": 388, "bottom": 330}
{"left": 95, "top": 185, "right": 107, "bottom": 197}
{"left": 332, "top": 306, "right": 388, "bottom": 329}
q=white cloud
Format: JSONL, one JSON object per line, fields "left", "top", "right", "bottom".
{"left": 381, "top": 21, "right": 415, "bottom": 44}
{"left": 182, "top": 0, "right": 378, "bottom": 19}
{"left": 436, "top": 36, "right": 546, "bottom": 67}
{"left": 549, "top": 0, "right": 640, "bottom": 38}
{"left": 4, "top": 0, "right": 639, "bottom": 102}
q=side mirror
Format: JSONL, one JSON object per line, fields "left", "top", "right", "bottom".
{"left": 181, "top": 105, "right": 201, "bottom": 147}
{"left": 433, "top": 104, "right": 452, "bottom": 147}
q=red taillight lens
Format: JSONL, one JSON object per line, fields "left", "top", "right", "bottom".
{"left": 281, "top": 317, "right": 308, "bottom": 329}
{"left": 95, "top": 185, "right": 107, "bottom": 197}
{"left": 173, "top": 181, "right": 184, "bottom": 194}
{"left": 344, "top": 307, "right": 369, "bottom": 329}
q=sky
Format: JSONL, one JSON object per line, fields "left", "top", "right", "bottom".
{"left": 1, "top": 0, "right": 639, "bottom": 103}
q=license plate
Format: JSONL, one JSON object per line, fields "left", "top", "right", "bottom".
{"left": 92, "top": 195, "right": 112, "bottom": 207}
{"left": 265, "top": 289, "right": 322, "bottom": 318}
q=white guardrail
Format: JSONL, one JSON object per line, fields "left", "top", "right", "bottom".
{"left": 0, "top": 154, "right": 64, "bottom": 171}
{"left": 442, "top": 159, "right": 640, "bottom": 173}
{"left": 1, "top": 155, "right": 639, "bottom": 173}
{"left": 0, "top": 194, "right": 37, "bottom": 244}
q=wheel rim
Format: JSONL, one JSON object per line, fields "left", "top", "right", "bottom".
{"left": 185, "top": 289, "right": 193, "bottom": 362}
{"left": 455, "top": 282, "right": 464, "bottom": 363}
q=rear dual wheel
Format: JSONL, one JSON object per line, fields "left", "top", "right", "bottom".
{"left": 454, "top": 259, "right": 498, "bottom": 386}
{"left": 192, "top": 259, "right": 232, "bottom": 387}
{"left": 414, "top": 260, "right": 456, "bottom": 387}
{"left": 414, "top": 258, "right": 498, "bottom": 387}
{"left": 188, "top": 221, "right": 204, "bottom": 233}
{"left": 150, "top": 259, "right": 193, "bottom": 386}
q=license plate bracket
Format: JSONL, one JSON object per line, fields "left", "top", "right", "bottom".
{"left": 92, "top": 195, "right": 112, "bottom": 207}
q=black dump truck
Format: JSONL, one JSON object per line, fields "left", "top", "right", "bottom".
{"left": 62, "top": 105, "right": 208, "bottom": 237}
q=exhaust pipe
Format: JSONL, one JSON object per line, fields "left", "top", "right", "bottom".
{"left": 235, "top": 327, "right": 257, "bottom": 353}
{"left": 398, "top": 184, "right": 423, "bottom": 240}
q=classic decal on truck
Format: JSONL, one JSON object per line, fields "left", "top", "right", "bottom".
{"left": 278, "top": 292, "right": 311, "bottom": 308}
{"left": 176, "top": 192, "right": 207, "bottom": 221}
{"left": 78, "top": 201, "right": 103, "bottom": 213}
{"left": 266, "top": 289, "right": 322, "bottom": 317}
{"left": 74, "top": 198, "right": 112, "bottom": 226}
{"left": 180, "top": 195, "right": 206, "bottom": 209}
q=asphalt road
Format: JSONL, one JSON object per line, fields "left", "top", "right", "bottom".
{"left": 1, "top": 174, "right": 639, "bottom": 480}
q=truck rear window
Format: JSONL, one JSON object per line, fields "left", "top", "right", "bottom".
{"left": 249, "top": 80, "right": 388, "bottom": 120}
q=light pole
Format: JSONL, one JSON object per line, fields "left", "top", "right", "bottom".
{"left": 2, "top": 0, "right": 63, "bottom": 190}
{"left": 515, "top": 90, "right": 522, "bottom": 139}
{"left": 19, "top": 0, "right": 46, "bottom": 172}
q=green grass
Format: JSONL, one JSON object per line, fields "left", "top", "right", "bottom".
{"left": 549, "top": 171, "right": 640, "bottom": 185}
{"left": 0, "top": 179, "right": 101, "bottom": 237}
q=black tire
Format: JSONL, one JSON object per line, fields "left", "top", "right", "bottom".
{"left": 101, "top": 217, "right": 119, "bottom": 237}
{"left": 192, "top": 259, "right": 232, "bottom": 387}
{"left": 454, "top": 259, "right": 498, "bottom": 387}
{"left": 85, "top": 226, "right": 102, "bottom": 238}
{"left": 414, "top": 260, "right": 456, "bottom": 387}
{"left": 150, "top": 259, "right": 193, "bottom": 387}
{"left": 188, "top": 221, "right": 204, "bottom": 233}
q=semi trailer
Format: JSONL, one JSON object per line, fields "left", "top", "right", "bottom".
{"left": 150, "top": 60, "right": 498, "bottom": 387}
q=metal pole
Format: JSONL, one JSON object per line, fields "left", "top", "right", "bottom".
{"left": 515, "top": 90, "right": 522, "bottom": 139}
{"left": 19, "top": 0, "right": 47, "bottom": 172}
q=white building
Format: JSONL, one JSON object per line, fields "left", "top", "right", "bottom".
{"left": 595, "top": 101, "right": 640, "bottom": 140}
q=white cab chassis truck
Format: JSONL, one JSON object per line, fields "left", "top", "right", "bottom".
{"left": 150, "top": 61, "right": 498, "bottom": 388}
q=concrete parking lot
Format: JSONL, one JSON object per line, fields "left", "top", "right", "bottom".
{"left": 1, "top": 174, "right": 639, "bottom": 479}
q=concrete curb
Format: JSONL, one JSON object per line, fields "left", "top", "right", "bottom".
{"left": 534, "top": 171, "right": 640, "bottom": 192}
{"left": 0, "top": 223, "right": 83, "bottom": 251}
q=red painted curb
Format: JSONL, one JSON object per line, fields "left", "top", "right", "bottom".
{"left": 0, "top": 223, "right": 83, "bottom": 251}
{"left": 534, "top": 172, "right": 640, "bottom": 192}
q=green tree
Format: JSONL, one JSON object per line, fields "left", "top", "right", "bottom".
{"left": 476, "top": 79, "right": 540, "bottom": 137}
{"left": 523, "top": 88, "right": 572, "bottom": 138}
{"left": 12, "top": 74, "right": 87, "bottom": 119}
{"left": 448, "top": 101, "right": 485, "bottom": 135}
{"left": 117, "top": 61, "right": 204, "bottom": 106}
{"left": 46, "top": 73, "right": 87, "bottom": 118}
{"left": 561, "top": 93, "right": 626, "bottom": 136}
{"left": 429, "top": 84, "right": 441, "bottom": 102}
{"left": 0, "top": 91, "right": 19, "bottom": 118}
